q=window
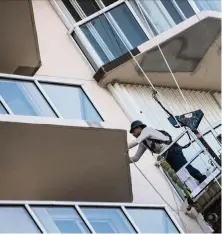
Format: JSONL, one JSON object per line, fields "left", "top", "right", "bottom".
{"left": 0, "top": 80, "right": 56, "bottom": 117}
{"left": 73, "top": 3, "right": 148, "bottom": 69}
{"left": 129, "top": 0, "right": 176, "bottom": 34}
{"left": 32, "top": 207, "right": 89, "bottom": 233}
{"left": 61, "top": 0, "right": 82, "bottom": 22}
{"left": 126, "top": 208, "right": 179, "bottom": 233}
{"left": 194, "top": 0, "right": 221, "bottom": 12}
{"left": 81, "top": 207, "right": 136, "bottom": 233}
{"left": 160, "top": 0, "right": 184, "bottom": 24}
{"left": 40, "top": 83, "right": 102, "bottom": 122}
{"left": 76, "top": 0, "right": 100, "bottom": 16}
{"left": 0, "top": 206, "right": 40, "bottom": 233}
{"left": 185, "top": 152, "right": 217, "bottom": 176}
{"left": 177, "top": 134, "right": 201, "bottom": 162}
{"left": 102, "top": 0, "right": 118, "bottom": 6}
{"left": 0, "top": 102, "right": 7, "bottom": 114}
{"left": 204, "top": 131, "right": 221, "bottom": 157}
{"left": 175, "top": 0, "right": 195, "bottom": 18}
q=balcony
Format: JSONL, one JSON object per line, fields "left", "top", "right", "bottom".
{"left": 0, "top": 73, "right": 132, "bottom": 202}
{"left": 94, "top": 11, "right": 221, "bottom": 91}
{"left": 0, "top": 0, "right": 41, "bottom": 76}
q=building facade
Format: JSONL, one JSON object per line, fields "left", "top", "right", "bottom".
{"left": 0, "top": 0, "right": 221, "bottom": 233}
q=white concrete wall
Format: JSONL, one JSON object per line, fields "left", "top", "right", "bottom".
{"left": 31, "top": 1, "right": 204, "bottom": 232}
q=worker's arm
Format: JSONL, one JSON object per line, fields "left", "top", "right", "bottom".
{"left": 128, "top": 140, "right": 138, "bottom": 149}
{"left": 136, "top": 127, "right": 169, "bottom": 144}
{"left": 129, "top": 144, "right": 146, "bottom": 164}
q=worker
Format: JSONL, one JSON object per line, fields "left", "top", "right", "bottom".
{"left": 128, "top": 120, "right": 207, "bottom": 184}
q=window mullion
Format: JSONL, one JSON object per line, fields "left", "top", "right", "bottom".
{"left": 24, "top": 204, "right": 47, "bottom": 233}
{"left": 121, "top": 206, "right": 141, "bottom": 233}
{"left": 0, "top": 95, "right": 14, "bottom": 115}
{"left": 34, "top": 81, "right": 63, "bottom": 118}
{"left": 155, "top": 0, "right": 176, "bottom": 27}
{"left": 85, "top": 22, "right": 115, "bottom": 60}
{"left": 72, "top": 27, "right": 104, "bottom": 67}
{"left": 50, "top": 0, "right": 74, "bottom": 29}
{"left": 72, "top": 0, "right": 116, "bottom": 61}
{"left": 171, "top": 0, "right": 187, "bottom": 20}
{"left": 187, "top": 0, "right": 201, "bottom": 14}
{"left": 106, "top": 12, "right": 133, "bottom": 50}
{"left": 95, "top": 0, "right": 105, "bottom": 9}
{"left": 70, "top": 0, "right": 85, "bottom": 19}
{"left": 126, "top": 0, "right": 158, "bottom": 38}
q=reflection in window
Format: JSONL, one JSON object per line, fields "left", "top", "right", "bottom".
{"left": 0, "top": 206, "right": 40, "bottom": 233}
{"left": 61, "top": 0, "right": 82, "bottom": 22}
{"left": 194, "top": 0, "right": 221, "bottom": 12}
{"left": 177, "top": 134, "right": 201, "bottom": 162}
{"left": 32, "top": 207, "right": 89, "bottom": 233}
{"left": 204, "top": 132, "right": 221, "bottom": 157}
{"left": 0, "top": 80, "right": 56, "bottom": 117}
{"left": 186, "top": 152, "right": 217, "bottom": 176}
{"left": 76, "top": 0, "right": 100, "bottom": 16}
{"left": 41, "top": 83, "right": 102, "bottom": 122}
{"left": 128, "top": 0, "right": 158, "bottom": 36}
{"left": 127, "top": 208, "right": 179, "bottom": 233}
{"left": 102, "top": 0, "right": 118, "bottom": 6}
{"left": 0, "top": 102, "right": 7, "bottom": 114}
{"left": 175, "top": 0, "right": 195, "bottom": 18}
{"left": 81, "top": 207, "right": 136, "bottom": 233}
{"left": 73, "top": 4, "right": 147, "bottom": 68}
{"left": 215, "top": 126, "right": 221, "bottom": 135}
{"left": 160, "top": 0, "right": 183, "bottom": 24}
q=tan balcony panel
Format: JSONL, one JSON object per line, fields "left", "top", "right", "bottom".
{"left": 0, "top": 0, "right": 41, "bottom": 76}
{"left": 94, "top": 12, "right": 221, "bottom": 91}
{"left": 0, "top": 116, "right": 132, "bottom": 202}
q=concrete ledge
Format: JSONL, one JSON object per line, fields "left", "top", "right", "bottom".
{"left": 0, "top": 0, "right": 41, "bottom": 75}
{"left": 0, "top": 115, "right": 132, "bottom": 202}
{"left": 94, "top": 12, "right": 221, "bottom": 91}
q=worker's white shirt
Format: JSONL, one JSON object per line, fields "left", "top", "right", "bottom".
{"left": 128, "top": 127, "right": 169, "bottom": 163}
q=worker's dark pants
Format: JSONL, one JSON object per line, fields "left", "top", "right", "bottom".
{"left": 166, "top": 144, "right": 207, "bottom": 183}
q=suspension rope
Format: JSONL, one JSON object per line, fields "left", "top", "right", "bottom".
{"left": 95, "top": 5, "right": 196, "bottom": 231}
{"left": 135, "top": 0, "right": 221, "bottom": 178}
{"left": 135, "top": 1, "right": 221, "bottom": 144}
{"left": 130, "top": 157, "right": 190, "bottom": 233}
{"left": 86, "top": 1, "right": 220, "bottom": 231}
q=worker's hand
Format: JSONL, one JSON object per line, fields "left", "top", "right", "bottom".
{"left": 155, "top": 161, "right": 160, "bottom": 167}
{"left": 157, "top": 155, "right": 163, "bottom": 161}
{"left": 129, "top": 158, "right": 133, "bottom": 164}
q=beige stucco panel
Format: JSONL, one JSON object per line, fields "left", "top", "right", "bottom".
{"left": 33, "top": 0, "right": 94, "bottom": 80}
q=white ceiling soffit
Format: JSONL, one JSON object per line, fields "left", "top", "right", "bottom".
{"left": 94, "top": 11, "right": 221, "bottom": 91}
{"left": 0, "top": 115, "right": 132, "bottom": 202}
{"left": 0, "top": 0, "right": 41, "bottom": 76}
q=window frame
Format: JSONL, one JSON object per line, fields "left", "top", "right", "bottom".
{"left": 0, "top": 73, "right": 104, "bottom": 122}
{"left": 70, "top": 1, "right": 150, "bottom": 69}
{"left": 0, "top": 78, "right": 59, "bottom": 118}
{"left": 0, "top": 204, "right": 43, "bottom": 233}
{"left": 0, "top": 201, "right": 184, "bottom": 233}
{"left": 49, "top": 0, "right": 202, "bottom": 70}
{"left": 39, "top": 81, "right": 104, "bottom": 122}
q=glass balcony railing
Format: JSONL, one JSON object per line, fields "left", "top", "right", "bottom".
{"left": 67, "top": 0, "right": 221, "bottom": 70}
{"left": 158, "top": 126, "right": 221, "bottom": 200}
{"left": 0, "top": 202, "right": 181, "bottom": 233}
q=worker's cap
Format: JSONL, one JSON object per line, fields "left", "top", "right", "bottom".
{"left": 130, "top": 120, "right": 146, "bottom": 134}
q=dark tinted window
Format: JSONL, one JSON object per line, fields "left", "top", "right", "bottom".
{"left": 175, "top": 0, "right": 195, "bottom": 18}
{"left": 161, "top": 0, "right": 183, "bottom": 24}
{"left": 61, "top": 0, "right": 81, "bottom": 22}
{"left": 76, "top": 0, "right": 100, "bottom": 16}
